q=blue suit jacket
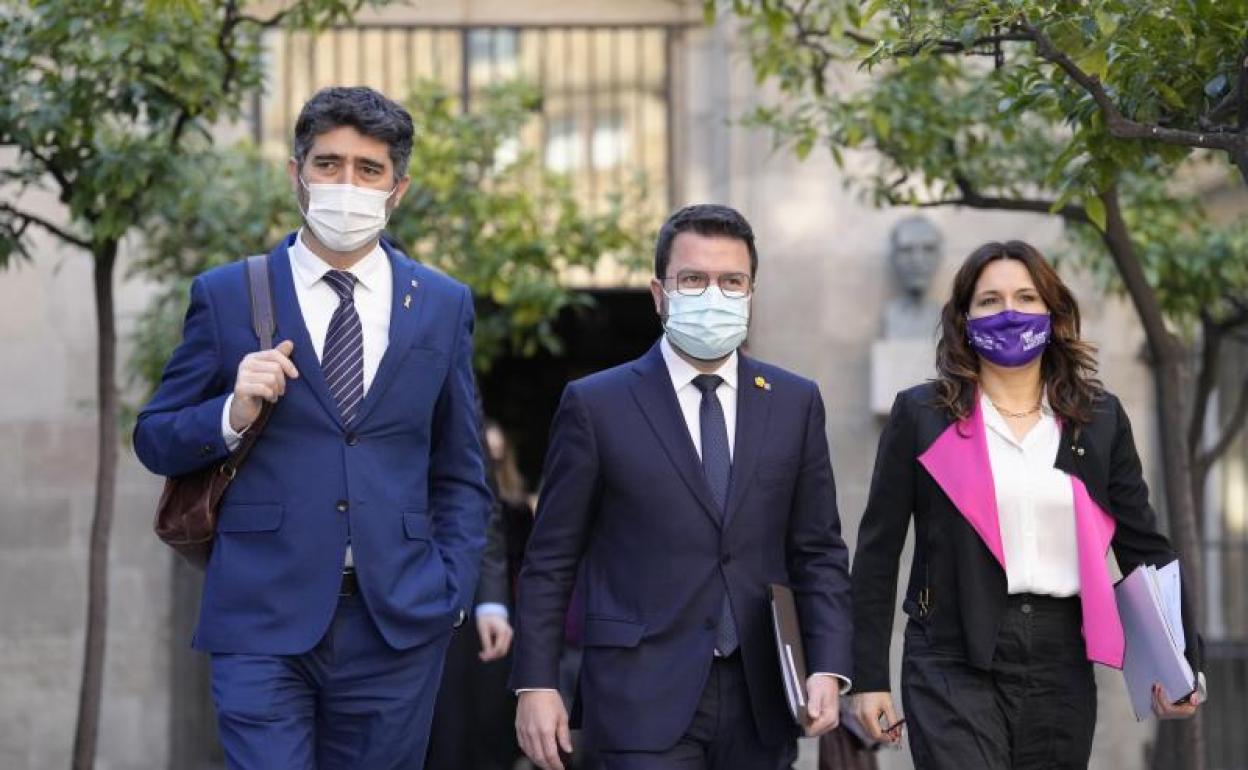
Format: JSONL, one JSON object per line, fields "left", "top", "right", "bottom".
{"left": 134, "top": 233, "right": 490, "bottom": 655}
{"left": 510, "top": 342, "right": 852, "bottom": 751}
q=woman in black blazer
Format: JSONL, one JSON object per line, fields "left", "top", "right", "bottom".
{"left": 849, "top": 241, "right": 1202, "bottom": 769}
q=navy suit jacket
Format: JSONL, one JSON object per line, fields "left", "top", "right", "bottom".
{"left": 510, "top": 342, "right": 852, "bottom": 751}
{"left": 134, "top": 233, "right": 490, "bottom": 655}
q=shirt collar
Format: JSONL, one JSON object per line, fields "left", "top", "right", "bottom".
{"left": 290, "top": 228, "right": 388, "bottom": 294}
{"left": 659, "top": 335, "right": 739, "bottom": 393}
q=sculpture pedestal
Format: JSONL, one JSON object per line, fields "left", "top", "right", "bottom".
{"left": 870, "top": 338, "right": 937, "bottom": 417}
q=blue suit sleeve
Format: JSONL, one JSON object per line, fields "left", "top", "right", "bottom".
{"left": 133, "top": 276, "right": 232, "bottom": 478}
{"left": 428, "top": 284, "right": 491, "bottom": 619}
{"left": 510, "top": 382, "right": 600, "bottom": 690}
{"left": 787, "top": 379, "right": 853, "bottom": 681}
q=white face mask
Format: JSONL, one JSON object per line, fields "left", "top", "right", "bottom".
{"left": 663, "top": 287, "right": 750, "bottom": 361}
{"left": 299, "top": 177, "right": 395, "bottom": 253}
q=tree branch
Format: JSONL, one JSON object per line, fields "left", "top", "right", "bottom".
{"left": 1027, "top": 22, "right": 1248, "bottom": 155}
{"left": 0, "top": 202, "right": 92, "bottom": 251}
{"left": 886, "top": 172, "right": 1092, "bottom": 225}
{"left": 1189, "top": 312, "right": 1223, "bottom": 458}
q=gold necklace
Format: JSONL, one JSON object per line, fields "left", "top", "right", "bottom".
{"left": 990, "top": 399, "right": 1042, "bottom": 419}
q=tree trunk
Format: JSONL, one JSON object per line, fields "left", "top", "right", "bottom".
{"left": 72, "top": 243, "right": 119, "bottom": 770}
{"left": 1099, "top": 188, "right": 1205, "bottom": 770}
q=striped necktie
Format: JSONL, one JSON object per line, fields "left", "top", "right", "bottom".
{"left": 321, "top": 269, "right": 365, "bottom": 425}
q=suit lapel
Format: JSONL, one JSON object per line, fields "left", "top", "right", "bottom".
{"left": 724, "top": 355, "right": 772, "bottom": 527}
{"left": 917, "top": 398, "right": 1006, "bottom": 569}
{"left": 1055, "top": 418, "right": 1124, "bottom": 667}
{"left": 351, "top": 246, "right": 428, "bottom": 428}
{"left": 629, "top": 343, "right": 723, "bottom": 528}
{"left": 269, "top": 236, "right": 344, "bottom": 429}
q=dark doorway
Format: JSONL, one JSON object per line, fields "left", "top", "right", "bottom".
{"left": 479, "top": 288, "right": 660, "bottom": 485}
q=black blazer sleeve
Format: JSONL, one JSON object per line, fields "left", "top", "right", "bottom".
{"left": 474, "top": 499, "right": 510, "bottom": 607}
{"left": 851, "top": 390, "right": 918, "bottom": 693}
{"left": 1104, "top": 396, "right": 1203, "bottom": 674}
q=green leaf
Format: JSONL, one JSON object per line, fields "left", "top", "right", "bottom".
{"left": 1156, "top": 82, "right": 1186, "bottom": 110}
{"left": 1075, "top": 47, "right": 1109, "bottom": 81}
{"left": 1084, "top": 195, "right": 1107, "bottom": 232}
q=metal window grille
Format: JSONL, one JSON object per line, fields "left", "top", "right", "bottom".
{"left": 255, "top": 23, "right": 676, "bottom": 215}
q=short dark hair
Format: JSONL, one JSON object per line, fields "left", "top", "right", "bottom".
{"left": 293, "top": 87, "right": 414, "bottom": 179}
{"left": 654, "top": 204, "right": 759, "bottom": 279}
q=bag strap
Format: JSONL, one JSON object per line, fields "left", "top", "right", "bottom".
{"left": 221, "top": 255, "right": 275, "bottom": 475}
{"left": 246, "top": 254, "right": 276, "bottom": 350}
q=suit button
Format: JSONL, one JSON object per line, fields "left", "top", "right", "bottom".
{"left": 200, "top": 444, "right": 213, "bottom": 456}
{"left": 704, "top": 618, "right": 716, "bottom": 630}
{"left": 335, "top": 500, "right": 349, "bottom": 513}
{"left": 345, "top": 432, "right": 359, "bottom": 446}
{"left": 1020, "top": 602, "right": 1033, "bottom": 614}
{"left": 720, "top": 553, "right": 731, "bottom": 565}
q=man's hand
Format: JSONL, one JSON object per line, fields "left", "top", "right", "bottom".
{"left": 851, "top": 691, "right": 903, "bottom": 744}
{"left": 230, "top": 340, "right": 298, "bottom": 431}
{"left": 477, "top": 613, "right": 514, "bottom": 661}
{"left": 1152, "top": 682, "right": 1200, "bottom": 720}
{"left": 516, "top": 690, "right": 572, "bottom": 770}
{"left": 804, "top": 675, "right": 841, "bottom": 737}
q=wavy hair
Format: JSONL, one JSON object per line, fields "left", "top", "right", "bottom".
{"left": 934, "top": 241, "right": 1102, "bottom": 426}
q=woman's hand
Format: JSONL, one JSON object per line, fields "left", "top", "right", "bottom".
{"left": 1151, "top": 682, "right": 1200, "bottom": 720}
{"left": 851, "top": 691, "right": 904, "bottom": 744}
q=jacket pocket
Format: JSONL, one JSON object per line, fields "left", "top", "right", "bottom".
{"left": 403, "top": 509, "right": 431, "bottom": 540}
{"left": 216, "top": 503, "right": 283, "bottom": 533}
{"left": 582, "top": 617, "right": 645, "bottom": 648}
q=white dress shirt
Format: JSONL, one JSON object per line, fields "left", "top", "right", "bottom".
{"left": 660, "top": 335, "right": 738, "bottom": 460}
{"left": 981, "top": 394, "right": 1082, "bottom": 597}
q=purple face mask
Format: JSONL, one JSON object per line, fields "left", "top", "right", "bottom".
{"left": 966, "top": 310, "right": 1051, "bottom": 367}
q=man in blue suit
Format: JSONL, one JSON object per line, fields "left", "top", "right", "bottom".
{"left": 134, "top": 86, "right": 490, "bottom": 769}
{"left": 511, "top": 205, "right": 853, "bottom": 770}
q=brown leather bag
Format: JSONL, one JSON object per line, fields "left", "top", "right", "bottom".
{"left": 153, "top": 254, "right": 276, "bottom": 568}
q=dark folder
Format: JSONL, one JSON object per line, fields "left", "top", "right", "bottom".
{"left": 768, "top": 583, "right": 813, "bottom": 729}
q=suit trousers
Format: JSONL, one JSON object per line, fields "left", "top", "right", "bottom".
{"left": 598, "top": 653, "right": 798, "bottom": 770}
{"left": 210, "top": 592, "right": 451, "bottom": 770}
{"left": 902, "top": 593, "right": 1097, "bottom": 770}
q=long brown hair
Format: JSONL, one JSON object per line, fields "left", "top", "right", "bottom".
{"left": 934, "top": 241, "right": 1102, "bottom": 425}
{"left": 485, "top": 419, "right": 529, "bottom": 507}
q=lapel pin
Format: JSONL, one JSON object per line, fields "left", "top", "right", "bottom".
{"left": 403, "top": 294, "right": 412, "bottom": 309}
{"left": 1072, "top": 445, "right": 1085, "bottom": 456}
{"left": 410, "top": 279, "right": 419, "bottom": 289}
{"left": 754, "top": 375, "right": 771, "bottom": 391}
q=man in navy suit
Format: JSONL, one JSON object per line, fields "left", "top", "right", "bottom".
{"left": 511, "top": 204, "right": 853, "bottom": 770}
{"left": 134, "top": 86, "right": 490, "bottom": 769}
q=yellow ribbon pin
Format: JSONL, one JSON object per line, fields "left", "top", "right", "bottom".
{"left": 754, "top": 376, "right": 771, "bottom": 391}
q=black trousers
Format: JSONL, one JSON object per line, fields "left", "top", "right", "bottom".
{"left": 902, "top": 594, "right": 1097, "bottom": 770}
{"left": 598, "top": 653, "right": 797, "bottom": 770}
{"left": 424, "top": 622, "right": 520, "bottom": 770}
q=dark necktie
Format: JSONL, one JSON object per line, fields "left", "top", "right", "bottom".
{"left": 692, "top": 373, "right": 738, "bottom": 656}
{"left": 321, "top": 270, "right": 365, "bottom": 425}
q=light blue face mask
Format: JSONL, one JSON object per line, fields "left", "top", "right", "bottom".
{"left": 663, "top": 287, "right": 750, "bottom": 361}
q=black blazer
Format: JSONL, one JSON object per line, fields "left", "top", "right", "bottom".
{"left": 851, "top": 381, "right": 1202, "bottom": 693}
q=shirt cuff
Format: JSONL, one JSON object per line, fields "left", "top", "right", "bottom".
{"left": 475, "top": 603, "right": 509, "bottom": 620}
{"left": 810, "top": 672, "right": 853, "bottom": 695}
{"left": 516, "top": 688, "right": 560, "bottom": 695}
{"left": 221, "top": 394, "right": 247, "bottom": 452}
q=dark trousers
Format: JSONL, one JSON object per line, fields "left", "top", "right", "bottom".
{"left": 902, "top": 594, "right": 1097, "bottom": 770}
{"left": 210, "top": 594, "right": 451, "bottom": 770}
{"left": 425, "top": 620, "right": 521, "bottom": 770}
{"left": 598, "top": 653, "right": 797, "bottom": 770}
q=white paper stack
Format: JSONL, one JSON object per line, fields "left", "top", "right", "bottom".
{"left": 1114, "top": 561, "right": 1195, "bottom": 721}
